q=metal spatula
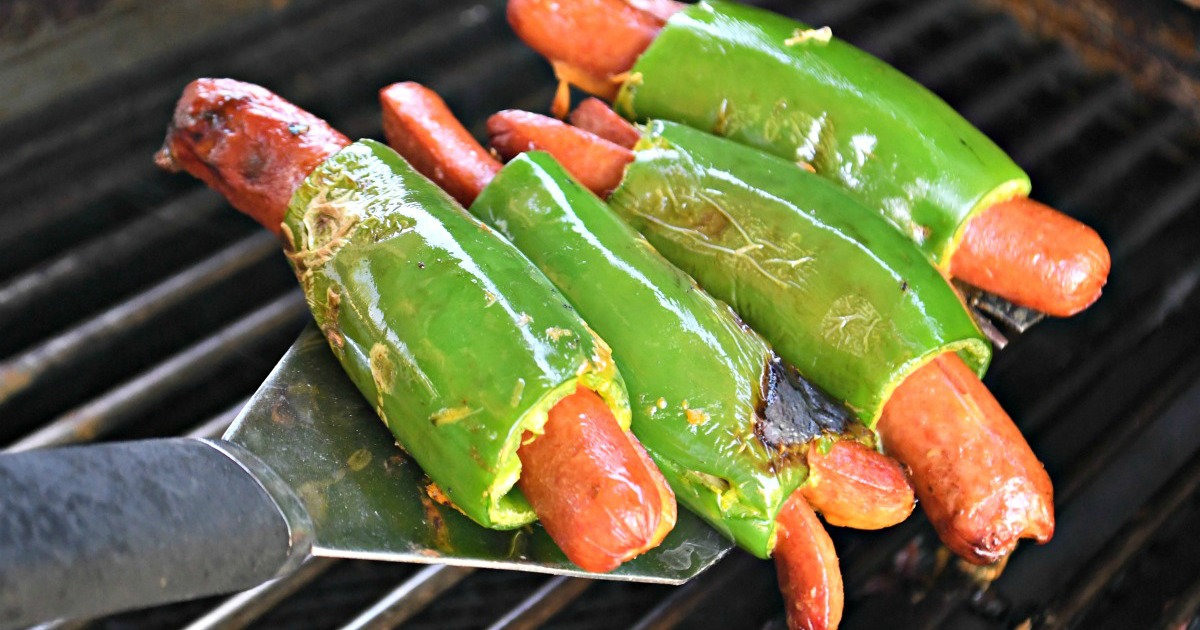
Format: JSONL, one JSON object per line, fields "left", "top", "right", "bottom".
{"left": 0, "top": 325, "right": 731, "bottom": 630}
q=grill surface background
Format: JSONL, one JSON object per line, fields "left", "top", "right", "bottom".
{"left": 3, "top": 0, "right": 1200, "bottom": 628}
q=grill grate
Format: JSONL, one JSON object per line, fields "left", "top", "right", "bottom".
{"left": 3, "top": 0, "right": 1200, "bottom": 628}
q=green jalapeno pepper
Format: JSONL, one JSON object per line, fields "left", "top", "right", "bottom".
{"left": 614, "top": 0, "right": 1030, "bottom": 269}
{"left": 607, "top": 121, "right": 991, "bottom": 426}
{"left": 469, "top": 151, "right": 861, "bottom": 557}
{"left": 281, "top": 139, "right": 630, "bottom": 530}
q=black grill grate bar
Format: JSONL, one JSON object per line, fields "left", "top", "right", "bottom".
{"left": 1004, "top": 248, "right": 1200, "bottom": 438}
{"left": 282, "top": 4, "right": 513, "bottom": 132}
{"left": 795, "top": 0, "right": 889, "bottom": 29}
{"left": 23, "top": 619, "right": 90, "bottom": 630}
{"left": 4, "top": 292, "right": 306, "bottom": 452}
{"left": 180, "top": 558, "right": 339, "bottom": 630}
{"left": 185, "top": 397, "right": 250, "bottom": 441}
{"left": 0, "top": 153, "right": 160, "bottom": 273}
{"left": 1058, "top": 108, "right": 1194, "bottom": 210}
{"left": 332, "top": 40, "right": 552, "bottom": 143}
{"left": 960, "top": 47, "right": 1076, "bottom": 128}
{"left": 0, "top": 0, "right": 382, "bottom": 186}
{"left": 0, "top": 233, "right": 279, "bottom": 412}
{"left": 996, "top": 352, "right": 1200, "bottom": 611}
{"left": 337, "top": 565, "right": 475, "bottom": 630}
{"left": 1035, "top": 450, "right": 1200, "bottom": 630}
{"left": 902, "top": 346, "right": 1200, "bottom": 627}
{"left": 0, "top": 1, "right": 507, "bottom": 281}
{"left": 851, "top": 0, "right": 967, "bottom": 60}
{"left": 0, "top": 189, "right": 222, "bottom": 332}
{"left": 1009, "top": 78, "right": 1131, "bottom": 167}
{"left": 1115, "top": 160, "right": 1200, "bottom": 259}
{"left": 1160, "top": 576, "right": 1200, "bottom": 630}
{"left": 908, "top": 17, "right": 1018, "bottom": 87}
{"left": 484, "top": 576, "right": 593, "bottom": 630}
{"left": 628, "top": 553, "right": 762, "bottom": 630}
{"left": 1050, "top": 318, "right": 1200, "bottom": 508}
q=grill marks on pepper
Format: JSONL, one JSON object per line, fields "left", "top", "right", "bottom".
{"left": 322, "top": 287, "right": 343, "bottom": 349}
{"left": 369, "top": 343, "right": 395, "bottom": 423}
{"left": 754, "top": 359, "right": 852, "bottom": 459}
{"left": 284, "top": 166, "right": 362, "bottom": 291}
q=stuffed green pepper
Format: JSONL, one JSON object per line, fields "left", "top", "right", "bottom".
{"left": 508, "top": 0, "right": 1110, "bottom": 318}
{"left": 156, "top": 78, "right": 677, "bottom": 573}
{"left": 487, "top": 108, "right": 1055, "bottom": 569}
{"left": 380, "top": 81, "right": 921, "bottom": 630}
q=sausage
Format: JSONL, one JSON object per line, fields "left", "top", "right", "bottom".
{"left": 155, "top": 78, "right": 350, "bottom": 235}
{"left": 801, "top": 440, "right": 915, "bottom": 531}
{"left": 774, "top": 493, "right": 844, "bottom": 630}
{"left": 518, "top": 387, "right": 676, "bottom": 572}
{"left": 570, "top": 97, "right": 642, "bottom": 149}
{"left": 507, "top": 0, "right": 661, "bottom": 99}
{"left": 488, "top": 110, "right": 633, "bottom": 197}
{"left": 953, "top": 197, "right": 1111, "bottom": 317}
{"left": 159, "top": 79, "right": 674, "bottom": 573}
{"left": 379, "top": 82, "right": 502, "bottom": 207}
{"left": 877, "top": 353, "right": 1055, "bottom": 564}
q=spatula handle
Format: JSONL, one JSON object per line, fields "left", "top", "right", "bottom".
{"left": 0, "top": 438, "right": 312, "bottom": 630}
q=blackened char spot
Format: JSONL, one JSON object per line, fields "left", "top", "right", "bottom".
{"left": 755, "top": 356, "right": 851, "bottom": 451}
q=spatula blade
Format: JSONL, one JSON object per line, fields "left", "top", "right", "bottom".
{"left": 225, "top": 325, "right": 732, "bottom": 584}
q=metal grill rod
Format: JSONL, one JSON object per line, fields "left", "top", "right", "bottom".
{"left": 910, "top": 16, "right": 1016, "bottom": 86}
{"left": 855, "top": 0, "right": 966, "bottom": 59}
{"left": 962, "top": 47, "right": 1075, "bottom": 128}
{"left": 0, "top": 232, "right": 279, "bottom": 408}
{"left": 1060, "top": 109, "right": 1193, "bottom": 210}
{"left": 336, "top": 565, "right": 475, "bottom": 630}
{"left": 180, "top": 558, "right": 340, "bottom": 630}
{"left": 628, "top": 553, "right": 762, "bottom": 630}
{"left": 1114, "top": 159, "right": 1200, "bottom": 259}
{"left": 0, "top": 153, "right": 159, "bottom": 267}
{"left": 1010, "top": 78, "right": 1130, "bottom": 166}
{"left": 0, "top": 188, "right": 222, "bottom": 331}
{"left": 1036, "top": 449, "right": 1200, "bottom": 629}
{"left": 6, "top": 292, "right": 305, "bottom": 451}
{"left": 484, "top": 576, "right": 593, "bottom": 630}
{"left": 999, "top": 362, "right": 1200, "bottom": 610}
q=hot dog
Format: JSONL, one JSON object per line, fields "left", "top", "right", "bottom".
{"left": 518, "top": 386, "right": 677, "bottom": 572}
{"left": 505, "top": 0, "right": 1110, "bottom": 318}
{"left": 378, "top": 81, "right": 923, "bottom": 629}
{"left": 774, "top": 493, "right": 844, "bottom": 630}
{"left": 569, "top": 97, "right": 641, "bottom": 149}
{"left": 877, "top": 353, "right": 1054, "bottom": 564}
{"left": 487, "top": 109, "right": 633, "bottom": 198}
{"left": 800, "top": 440, "right": 916, "bottom": 532}
{"left": 155, "top": 79, "right": 351, "bottom": 235}
{"left": 951, "top": 197, "right": 1111, "bottom": 317}
{"left": 507, "top": 0, "right": 661, "bottom": 100}
{"left": 481, "top": 108, "right": 1054, "bottom": 567}
{"left": 157, "top": 78, "right": 675, "bottom": 574}
{"left": 379, "top": 83, "right": 501, "bottom": 207}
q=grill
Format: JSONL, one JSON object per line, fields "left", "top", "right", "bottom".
{"left": 3, "top": 0, "right": 1199, "bottom": 628}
